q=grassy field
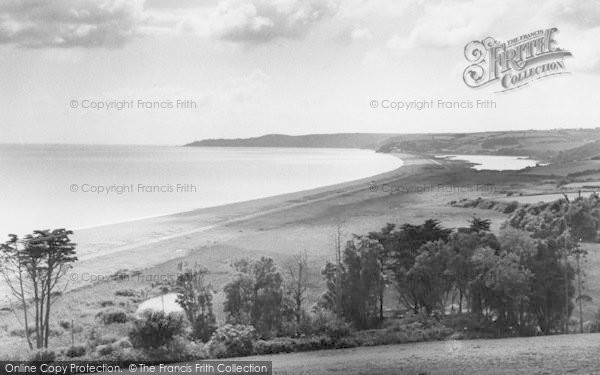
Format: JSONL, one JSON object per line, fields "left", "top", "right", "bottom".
{"left": 246, "top": 333, "right": 600, "bottom": 375}
{"left": 103, "top": 333, "right": 600, "bottom": 374}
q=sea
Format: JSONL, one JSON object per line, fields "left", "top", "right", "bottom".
{"left": 0, "top": 145, "right": 403, "bottom": 236}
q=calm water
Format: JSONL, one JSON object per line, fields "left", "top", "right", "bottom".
{"left": 0, "top": 145, "right": 402, "bottom": 236}
{"left": 436, "top": 154, "right": 539, "bottom": 171}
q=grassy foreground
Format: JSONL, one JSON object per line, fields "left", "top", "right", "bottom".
{"left": 104, "top": 333, "right": 600, "bottom": 375}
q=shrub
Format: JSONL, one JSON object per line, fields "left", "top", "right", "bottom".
{"left": 96, "top": 308, "right": 128, "bottom": 324}
{"left": 96, "top": 344, "right": 114, "bottom": 356}
{"left": 129, "top": 311, "right": 186, "bottom": 350}
{"left": 504, "top": 201, "right": 520, "bottom": 214}
{"left": 253, "top": 338, "right": 296, "bottom": 355}
{"left": 97, "top": 334, "right": 120, "bottom": 345}
{"left": 311, "top": 310, "right": 351, "bottom": 340}
{"left": 113, "top": 337, "right": 133, "bottom": 349}
{"left": 100, "top": 300, "right": 114, "bottom": 307}
{"left": 208, "top": 324, "right": 256, "bottom": 358}
{"left": 64, "top": 345, "right": 86, "bottom": 358}
{"left": 586, "top": 308, "right": 600, "bottom": 333}
{"left": 115, "top": 288, "right": 138, "bottom": 297}
{"left": 58, "top": 319, "right": 71, "bottom": 329}
{"left": 10, "top": 327, "right": 35, "bottom": 337}
{"left": 30, "top": 350, "right": 56, "bottom": 362}
{"left": 144, "top": 336, "right": 208, "bottom": 362}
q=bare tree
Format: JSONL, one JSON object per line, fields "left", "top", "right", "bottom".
{"left": 285, "top": 250, "right": 310, "bottom": 324}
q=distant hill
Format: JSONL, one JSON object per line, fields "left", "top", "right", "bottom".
{"left": 184, "top": 133, "right": 398, "bottom": 150}
{"left": 552, "top": 139, "right": 600, "bottom": 163}
{"left": 185, "top": 128, "right": 600, "bottom": 162}
{"left": 377, "top": 128, "right": 600, "bottom": 161}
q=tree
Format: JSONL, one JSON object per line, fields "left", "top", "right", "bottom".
{"left": 175, "top": 268, "right": 217, "bottom": 342}
{"left": 0, "top": 234, "right": 33, "bottom": 349}
{"left": 223, "top": 257, "right": 286, "bottom": 337}
{"left": 470, "top": 247, "right": 532, "bottom": 334}
{"left": 284, "top": 250, "right": 310, "bottom": 325}
{"left": 407, "top": 240, "right": 454, "bottom": 315}
{"left": 469, "top": 217, "right": 492, "bottom": 232}
{"left": 319, "top": 238, "right": 384, "bottom": 329}
{"left": 369, "top": 220, "right": 451, "bottom": 313}
{"left": 1, "top": 229, "right": 77, "bottom": 349}
{"left": 223, "top": 259, "right": 254, "bottom": 325}
{"left": 251, "top": 257, "right": 286, "bottom": 336}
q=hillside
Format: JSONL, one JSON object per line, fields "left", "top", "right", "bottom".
{"left": 185, "top": 128, "right": 600, "bottom": 162}
{"left": 184, "top": 133, "right": 398, "bottom": 150}
{"left": 378, "top": 128, "right": 600, "bottom": 160}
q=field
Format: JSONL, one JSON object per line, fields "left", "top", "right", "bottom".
{"left": 249, "top": 333, "right": 600, "bottom": 375}
{"left": 105, "top": 333, "right": 600, "bottom": 374}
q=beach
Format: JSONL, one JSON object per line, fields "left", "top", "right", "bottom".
{"left": 64, "top": 152, "right": 516, "bottom": 294}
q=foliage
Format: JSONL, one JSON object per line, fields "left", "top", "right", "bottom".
{"left": 319, "top": 237, "right": 385, "bottom": 329}
{"left": 223, "top": 257, "right": 290, "bottom": 337}
{"left": 64, "top": 344, "right": 86, "bottom": 358}
{"left": 129, "top": 311, "right": 186, "bottom": 350}
{"left": 96, "top": 308, "right": 129, "bottom": 325}
{"left": 208, "top": 324, "right": 256, "bottom": 358}
{"left": 310, "top": 309, "right": 351, "bottom": 339}
{"left": 506, "top": 194, "right": 600, "bottom": 242}
{"left": 30, "top": 349, "right": 56, "bottom": 362}
{"left": 175, "top": 268, "right": 217, "bottom": 342}
{"left": 0, "top": 229, "right": 78, "bottom": 349}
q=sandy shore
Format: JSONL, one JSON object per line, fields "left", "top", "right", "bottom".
{"left": 63, "top": 151, "right": 543, "bottom": 295}
{"left": 66, "top": 153, "right": 425, "bottom": 284}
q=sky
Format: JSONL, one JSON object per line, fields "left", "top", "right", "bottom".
{"left": 1, "top": 0, "right": 600, "bottom": 145}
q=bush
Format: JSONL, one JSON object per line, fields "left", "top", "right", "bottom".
{"left": 30, "top": 350, "right": 56, "bottom": 362}
{"left": 253, "top": 338, "right": 296, "bottom": 355}
{"left": 208, "top": 324, "right": 257, "bottom": 358}
{"left": 97, "top": 334, "right": 120, "bottom": 345}
{"left": 144, "top": 336, "right": 208, "bottom": 362}
{"left": 129, "top": 311, "right": 186, "bottom": 350}
{"left": 311, "top": 310, "right": 351, "bottom": 339}
{"left": 113, "top": 337, "right": 133, "bottom": 349}
{"left": 503, "top": 201, "right": 520, "bottom": 214}
{"left": 97, "top": 308, "right": 129, "bottom": 324}
{"left": 64, "top": 344, "right": 86, "bottom": 358}
{"left": 96, "top": 344, "right": 114, "bottom": 356}
{"left": 115, "top": 288, "right": 138, "bottom": 297}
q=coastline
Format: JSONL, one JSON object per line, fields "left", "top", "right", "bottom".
{"left": 59, "top": 153, "right": 443, "bottom": 293}
{"left": 71, "top": 153, "right": 410, "bottom": 260}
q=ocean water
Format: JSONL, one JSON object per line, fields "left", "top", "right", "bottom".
{"left": 0, "top": 145, "right": 402, "bottom": 236}
{"left": 435, "top": 154, "right": 539, "bottom": 171}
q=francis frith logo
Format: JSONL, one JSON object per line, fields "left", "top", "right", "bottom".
{"left": 463, "top": 28, "right": 572, "bottom": 92}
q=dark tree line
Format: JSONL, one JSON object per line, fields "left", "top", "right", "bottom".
{"left": 318, "top": 216, "right": 577, "bottom": 334}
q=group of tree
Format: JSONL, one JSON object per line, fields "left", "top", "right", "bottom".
{"left": 317, "top": 214, "right": 582, "bottom": 335}
{"left": 507, "top": 193, "right": 600, "bottom": 242}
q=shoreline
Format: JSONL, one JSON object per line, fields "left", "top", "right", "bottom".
{"left": 69, "top": 152, "right": 405, "bottom": 234}
{"left": 48, "top": 153, "right": 446, "bottom": 297}
{"left": 71, "top": 153, "right": 413, "bottom": 261}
